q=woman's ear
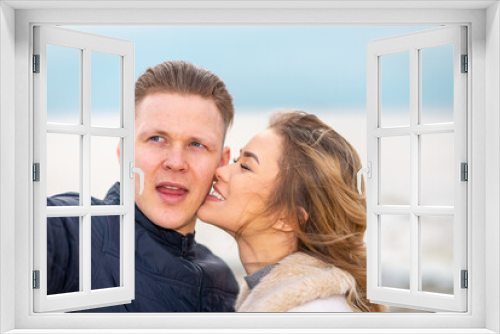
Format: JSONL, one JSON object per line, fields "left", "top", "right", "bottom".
{"left": 272, "top": 218, "right": 295, "bottom": 232}
{"left": 297, "top": 207, "right": 309, "bottom": 225}
{"left": 272, "top": 207, "right": 309, "bottom": 232}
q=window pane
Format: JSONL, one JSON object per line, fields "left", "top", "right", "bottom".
{"left": 420, "top": 133, "right": 454, "bottom": 206}
{"left": 91, "top": 52, "right": 121, "bottom": 128}
{"left": 380, "top": 136, "right": 410, "bottom": 205}
{"left": 380, "top": 51, "right": 410, "bottom": 128}
{"left": 47, "top": 216, "right": 80, "bottom": 295}
{"left": 91, "top": 215, "right": 121, "bottom": 290}
{"left": 47, "top": 44, "right": 81, "bottom": 125}
{"left": 46, "top": 133, "right": 81, "bottom": 200}
{"left": 421, "top": 45, "right": 454, "bottom": 124}
{"left": 380, "top": 215, "right": 411, "bottom": 290}
{"left": 420, "top": 216, "right": 454, "bottom": 294}
{"left": 91, "top": 136, "right": 121, "bottom": 203}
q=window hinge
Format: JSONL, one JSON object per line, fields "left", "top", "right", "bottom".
{"left": 33, "top": 270, "right": 40, "bottom": 289}
{"left": 33, "top": 54, "right": 40, "bottom": 73}
{"left": 461, "top": 54, "right": 468, "bottom": 73}
{"left": 461, "top": 162, "right": 468, "bottom": 181}
{"left": 33, "top": 163, "right": 40, "bottom": 182}
{"left": 461, "top": 270, "right": 468, "bottom": 289}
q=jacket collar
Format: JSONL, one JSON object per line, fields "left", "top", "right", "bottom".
{"left": 244, "top": 264, "right": 276, "bottom": 290}
{"left": 105, "top": 182, "right": 196, "bottom": 257}
{"left": 236, "top": 252, "right": 356, "bottom": 312}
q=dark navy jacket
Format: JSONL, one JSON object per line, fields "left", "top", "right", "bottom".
{"left": 46, "top": 182, "right": 239, "bottom": 312}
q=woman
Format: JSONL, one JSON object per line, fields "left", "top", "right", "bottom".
{"left": 197, "top": 110, "right": 385, "bottom": 312}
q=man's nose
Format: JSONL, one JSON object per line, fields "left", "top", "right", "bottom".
{"left": 162, "top": 146, "right": 188, "bottom": 172}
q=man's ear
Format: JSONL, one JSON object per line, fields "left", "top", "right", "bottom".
{"left": 116, "top": 141, "right": 121, "bottom": 164}
{"left": 219, "top": 146, "right": 231, "bottom": 167}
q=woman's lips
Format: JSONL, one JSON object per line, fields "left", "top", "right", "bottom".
{"left": 205, "top": 184, "right": 225, "bottom": 202}
{"left": 205, "top": 193, "right": 224, "bottom": 202}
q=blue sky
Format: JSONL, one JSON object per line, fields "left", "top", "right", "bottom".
{"left": 52, "top": 25, "right": 452, "bottom": 117}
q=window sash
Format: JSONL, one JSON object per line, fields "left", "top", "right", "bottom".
{"left": 366, "top": 26, "right": 468, "bottom": 312}
{"left": 32, "top": 25, "right": 135, "bottom": 313}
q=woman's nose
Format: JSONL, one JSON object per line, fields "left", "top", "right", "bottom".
{"left": 214, "top": 164, "right": 231, "bottom": 182}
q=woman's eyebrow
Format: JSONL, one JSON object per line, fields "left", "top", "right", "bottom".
{"left": 242, "top": 150, "right": 260, "bottom": 164}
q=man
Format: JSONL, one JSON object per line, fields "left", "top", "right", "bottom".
{"left": 46, "top": 61, "right": 239, "bottom": 312}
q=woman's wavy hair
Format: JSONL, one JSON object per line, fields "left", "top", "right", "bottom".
{"left": 262, "top": 110, "right": 385, "bottom": 312}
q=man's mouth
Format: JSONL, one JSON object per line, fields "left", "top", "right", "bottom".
{"left": 156, "top": 182, "right": 189, "bottom": 203}
{"left": 162, "top": 185, "right": 185, "bottom": 191}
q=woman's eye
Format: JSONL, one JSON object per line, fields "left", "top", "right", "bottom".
{"left": 240, "top": 163, "right": 251, "bottom": 171}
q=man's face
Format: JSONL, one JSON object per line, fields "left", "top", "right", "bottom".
{"left": 133, "top": 92, "right": 229, "bottom": 235}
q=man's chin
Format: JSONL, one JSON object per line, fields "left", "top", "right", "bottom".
{"left": 153, "top": 216, "right": 196, "bottom": 235}
{"left": 137, "top": 199, "right": 198, "bottom": 234}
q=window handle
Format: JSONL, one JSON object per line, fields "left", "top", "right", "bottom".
{"left": 129, "top": 162, "right": 144, "bottom": 195}
{"left": 357, "top": 162, "right": 372, "bottom": 195}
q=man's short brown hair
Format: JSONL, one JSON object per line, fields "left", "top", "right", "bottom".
{"left": 135, "top": 60, "right": 234, "bottom": 135}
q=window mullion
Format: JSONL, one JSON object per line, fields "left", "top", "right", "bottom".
{"left": 81, "top": 47, "right": 92, "bottom": 294}
{"left": 119, "top": 56, "right": 125, "bottom": 288}
{"left": 46, "top": 124, "right": 129, "bottom": 137}
{"left": 365, "top": 48, "right": 380, "bottom": 295}
{"left": 121, "top": 50, "right": 135, "bottom": 291}
{"left": 410, "top": 47, "right": 420, "bottom": 295}
{"left": 375, "top": 55, "right": 382, "bottom": 290}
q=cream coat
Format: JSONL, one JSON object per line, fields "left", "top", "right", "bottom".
{"left": 235, "top": 252, "right": 356, "bottom": 312}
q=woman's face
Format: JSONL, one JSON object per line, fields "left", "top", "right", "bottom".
{"left": 197, "top": 128, "right": 282, "bottom": 235}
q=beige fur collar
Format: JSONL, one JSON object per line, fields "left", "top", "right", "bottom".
{"left": 235, "top": 252, "right": 356, "bottom": 312}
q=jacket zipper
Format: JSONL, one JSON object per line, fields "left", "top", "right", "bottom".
{"left": 181, "top": 237, "right": 204, "bottom": 312}
{"left": 192, "top": 261, "right": 203, "bottom": 312}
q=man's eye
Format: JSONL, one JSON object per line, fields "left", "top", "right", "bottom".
{"left": 190, "top": 142, "right": 205, "bottom": 148}
{"left": 150, "top": 136, "right": 163, "bottom": 142}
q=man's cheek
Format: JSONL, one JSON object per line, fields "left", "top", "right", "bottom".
{"left": 195, "top": 158, "right": 219, "bottom": 178}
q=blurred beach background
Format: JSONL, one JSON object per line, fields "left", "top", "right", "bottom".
{"left": 46, "top": 25, "right": 455, "bottom": 312}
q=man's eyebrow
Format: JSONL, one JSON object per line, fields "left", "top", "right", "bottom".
{"left": 142, "top": 128, "right": 217, "bottom": 146}
{"left": 155, "top": 130, "right": 169, "bottom": 137}
{"left": 139, "top": 127, "right": 169, "bottom": 137}
{"left": 190, "top": 135, "right": 217, "bottom": 147}
{"left": 242, "top": 150, "right": 260, "bottom": 164}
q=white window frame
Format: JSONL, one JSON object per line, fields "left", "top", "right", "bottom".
{"left": 365, "top": 26, "right": 468, "bottom": 312}
{"left": 33, "top": 25, "right": 136, "bottom": 312}
{"left": 0, "top": 1, "right": 499, "bottom": 333}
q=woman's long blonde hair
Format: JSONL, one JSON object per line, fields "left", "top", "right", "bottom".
{"left": 264, "top": 110, "right": 385, "bottom": 312}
